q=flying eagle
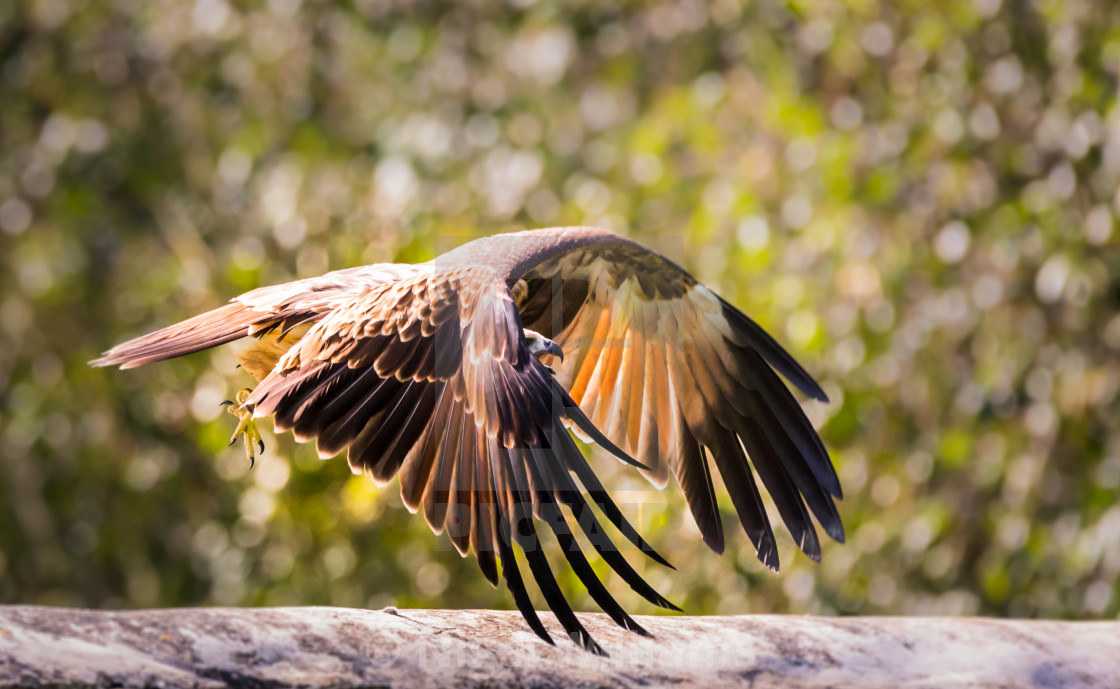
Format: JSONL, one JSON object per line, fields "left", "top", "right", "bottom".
{"left": 93, "top": 226, "right": 842, "bottom": 654}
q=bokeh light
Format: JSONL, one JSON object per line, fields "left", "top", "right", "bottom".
{"left": 0, "top": 0, "right": 1118, "bottom": 621}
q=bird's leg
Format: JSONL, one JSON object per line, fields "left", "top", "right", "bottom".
{"left": 524, "top": 328, "right": 564, "bottom": 375}
{"left": 221, "top": 388, "right": 264, "bottom": 468}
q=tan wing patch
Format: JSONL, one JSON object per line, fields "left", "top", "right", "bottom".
{"left": 236, "top": 323, "right": 312, "bottom": 381}
{"left": 554, "top": 275, "right": 728, "bottom": 490}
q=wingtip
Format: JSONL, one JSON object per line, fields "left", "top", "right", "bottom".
{"left": 89, "top": 353, "right": 123, "bottom": 369}
{"left": 555, "top": 387, "right": 644, "bottom": 468}
{"left": 578, "top": 633, "right": 607, "bottom": 656}
{"left": 622, "top": 454, "right": 655, "bottom": 472}
{"left": 646, "top": 548, "right": 675, "bottom": 570}
{"left": 702, "top": 530, "right": 726, "bottom": 556}
{"left": 758, "top": 542, "right": 780, "bottom": 573}
{"left": 799, "top": 376, "right": 829, "bottom": 403}
{"left": 627, "top": 621, "right": 653, "bottom": 637}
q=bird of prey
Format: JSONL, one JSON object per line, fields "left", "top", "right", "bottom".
{"left": 93, "top": 226, "right": 842, "bottom": 654}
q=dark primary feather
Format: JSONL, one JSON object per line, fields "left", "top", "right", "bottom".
{"left": 523, "top": 445, "right": 651, "bottom": 636}
{"left": 673, "top": 432, "right": 725, "bottom": 554}
{"left": 500, "top": 443, "right": 604, "bottom": 655}
{"left": 718, "top": 296, "right": 830, "bottom": 403}
{"left": 547, "top": 430, "right": 681, "bottom": 611}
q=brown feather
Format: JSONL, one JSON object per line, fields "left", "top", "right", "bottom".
{"left": 399, "top": 384, "right": 454, "bottom": 511}
{"left": 472, "top": 436, "right": 499, "bottom": 586}
{"left": 568, "top": 306, "right": 612, "bottom": 402}
{"left": 91, "top": 303, "right": 262, "bottom": 369}
{"left": 447, "top": 429, "right": 474, "bottom": 556}
{"left": 424, "top": 397, "right": 464, "bottom": 532}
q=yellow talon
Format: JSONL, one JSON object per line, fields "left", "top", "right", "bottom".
{"left": 222, "top": 388, "right": 263, "bottom": 468}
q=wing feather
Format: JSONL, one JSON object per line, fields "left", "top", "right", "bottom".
{"left": 674, "top": 432, "right": 724, "bottom": 554}
{"left": 91, "top": 303, "right": 264, "bottom": 369}
{"left": 472, "top": 435, "right": 500, "bottom": 586}
{"left": 447, "top": 428, "right": 474, "bottom": 555}
{"left": 92, "top": 264, "right": 419, "bottom": 371}
{"left": 706, "top": 427, "right": 779, "bottom": 571}
{"left": 424, "top": 390, "right": 464, "bottom": 532}
{"left": 501, "top": 443, "right": 604, "bottom": 655}
{"left": 621, "top": 328, "right": 646, "bottom": 454}
{"left": 400, "top": 383, "right": 454, "bottom": 511}
{"left": 568, "top": 306, "right": 612, "bottom": 402}
{"left": 634, "top": 340, "right": 661, "bottom": 481}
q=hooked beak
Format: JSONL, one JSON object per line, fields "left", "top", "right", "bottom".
{"left": 525, "top": 328, "right": 565, "bottom": 362}
{"left": 543, "top": 339, "right": 564, "bottom": 362}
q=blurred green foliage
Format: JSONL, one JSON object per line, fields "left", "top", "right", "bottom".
{"left": 1, "top": 0, "right": 1119, "bottom": 622}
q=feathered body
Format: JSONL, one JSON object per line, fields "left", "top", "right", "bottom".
{"left": 93, "top": 226, "right": 841, "bottom": 654}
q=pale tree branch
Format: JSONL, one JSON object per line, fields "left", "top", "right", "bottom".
{"left": 0, "top": 606, "right": 1117, "bottom": 688}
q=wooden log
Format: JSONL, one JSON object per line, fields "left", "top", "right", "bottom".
{"left": 0, "top": 606, "right": 1117, "bottom": 688}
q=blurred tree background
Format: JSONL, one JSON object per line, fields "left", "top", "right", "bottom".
{"left": 1, "top": 0, "right": 1119, "bottom": 622}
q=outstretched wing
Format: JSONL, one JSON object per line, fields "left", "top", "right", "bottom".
{"left": 91, "top": 264, "right": 421, "bottom": 371}
{"left": 514, "top": 236, "right": 843, "bottom": 571}
{"left": 243, "top": 266, "right": 677, "bottom": 654}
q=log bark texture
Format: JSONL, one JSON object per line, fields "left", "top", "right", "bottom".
{"left": 0, "top": 605, "right": 1117, "bottom": 688}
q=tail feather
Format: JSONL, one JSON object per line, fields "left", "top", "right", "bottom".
{"left": 91, "top": 302, "right": 264, "bottom": 369}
